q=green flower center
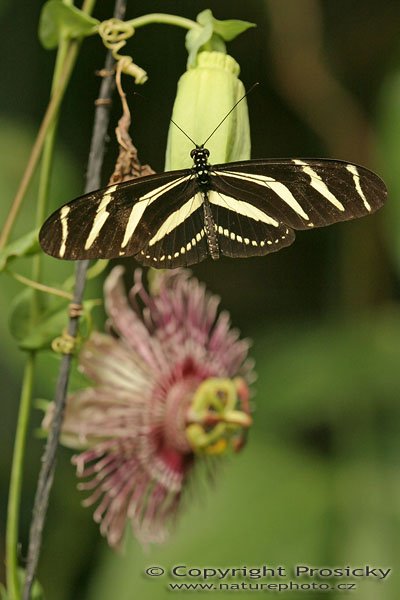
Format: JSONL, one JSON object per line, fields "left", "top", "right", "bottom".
{"left": 185, "top": 377, "right": 252, "bottom": 455}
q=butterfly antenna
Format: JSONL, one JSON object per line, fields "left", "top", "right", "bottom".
{"left": 201, "top": 82, "right": 259, "bottom": 147}
{"left": 170, "top": 118, "right": 198, "bottom": 147}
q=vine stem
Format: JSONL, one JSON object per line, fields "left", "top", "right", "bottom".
{"left": 0, "top": 11, "right": 200, "bottom": 251}
{"left": 5, "top": 7, "right": 86, "bottom": 598}
{"left": 0, "top": 0, "right": 97, "bottom": 251}
{"left": 5, "top": 356, "right": 35, "bottom": 600}
{"left": 5, "top": 271, "right": 73, "bottom": 301}
{"left": 126, "top": 12, "right": 199, "bottom": 30}
{"left": 22, "top": 1, "right": 128, "bottom": 597}
{"left": 6, "top": 1, "right": 96, "bottom": 598}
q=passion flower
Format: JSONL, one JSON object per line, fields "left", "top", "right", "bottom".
{"left": 43, "top": 266, "right": 255, "bottom": 547}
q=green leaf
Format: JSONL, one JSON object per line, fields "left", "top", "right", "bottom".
{"left": 18, "top": 304, "right": 69, "bottom": 351}
{"left": 30, "top": 580, "right": 45, "bottom": 600}
{"left": 186, "top": 9, "right": 255, "bottom": 67}
{"left": 39, "top": 0, "right": 99, "bottom": 50}
{"left": 0, "top": 229, "right": 40, "bottom": 271}
{"left": 9, "top": 288, "right": 37, "bottom": 342}
{"left": 9, "top": 293, "right": 99, "bottom": 351}
{"left": 197, "top": 9, "right": 255, "bottom": 41}
{"left": 9, "top": 289, "right": 67, "bottom": 350}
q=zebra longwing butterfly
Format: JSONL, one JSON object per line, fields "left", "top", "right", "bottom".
{"left": 39, "top": 147, "right": 387, "bottom": 268}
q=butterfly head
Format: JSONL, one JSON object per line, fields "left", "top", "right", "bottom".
{"left": 191, "top": 146, "right": 211, "bottom": 186}
{"left": 190, "top": 146, "right": 210, "bottom": 160}
{"left": 190, "top": 146, "right": 210, "bottom": 172}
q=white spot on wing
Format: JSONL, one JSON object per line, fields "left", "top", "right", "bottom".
{"left": 293, "top": 160, "right": 345, "bottom": 211}
{"left": 221, "top": 170, "right": 309, "bottom": 220}
{"left": 140, "top": 175, "right": 191, "bottom": 202}
{"left": 209, "top": 192, "right": 279, "bottom": 226}
{"left": 85, "top": 185, "right": 118, "bottom": 250}
{"left": 149, "top": 193, "right": 203, "bottom": 246}
{"left": 346, "top": 164, "right": 371, "bottom": 211}
{"left": 59, "top": 206, "right": 70, "bottom": 257}
{"left": 121, "top": 203, "right": 148, "bottom": 249}
{"left": 121, "top": 174, "right": 191, "bottom": 249}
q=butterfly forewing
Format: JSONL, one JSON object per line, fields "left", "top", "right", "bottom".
{"left": 212, "top": 158, "right": 386, "bottom": 230}
{"left": 39, "top": 169, "right": 193, "bottom": 260}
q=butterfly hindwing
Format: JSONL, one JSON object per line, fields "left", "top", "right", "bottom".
{"left": 136, "top": 198, "right": 209, "bottom": 267}
{"left": 208, "top": 190, "right": 295, "bottom": 258}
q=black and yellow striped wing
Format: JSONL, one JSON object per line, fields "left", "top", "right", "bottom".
{"left": 39, "top": 158, "right": 387, "bottom": 268}
{"left": 39, "top": 169, "right": 195, "bottom": 261}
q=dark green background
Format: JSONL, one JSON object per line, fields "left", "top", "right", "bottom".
{"left": 1, "top": 1, "right": 400, "bottom": 599}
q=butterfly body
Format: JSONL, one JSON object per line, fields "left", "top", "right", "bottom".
{"left": 191, "top": 146, "right": 220, "bottom": 260}
{"left": 39, "top": 149, "right": 387, "bottom": 268}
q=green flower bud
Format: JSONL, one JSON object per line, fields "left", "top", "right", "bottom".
{"left": 165, "top": 51, "right": 251, "bottom": 170}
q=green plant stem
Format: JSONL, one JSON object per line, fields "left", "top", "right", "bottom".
{"left": 5, "top": 37, "right": 69, "bottom": 600}
{"left": 0, "top": 9, "right": 198, "bottom": 252}
{"left": 126, "top": 12, "right": 199, "bottom": 31}
{"left": 0, "top": 0, "right": 97, "bottom": 251}
{"left": 5, "top": 38, "right": 69, "bottom": 600}
{"left": 0, "top": 47, "right": 74, "bottom": 251}
{"left": 5, "top": 3, "right": 97, "bottom": 597}
{"left": 23, "top": 0, "right": 123, "bottom": 590}
{"left": 5, "top": 355, "right": 35, "bottom": 600}
{"left": 6, "top": 270, "right": 73, "bottom": 301}
{"left": 32, "top": 36, "right": 69, "bottom": 294}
